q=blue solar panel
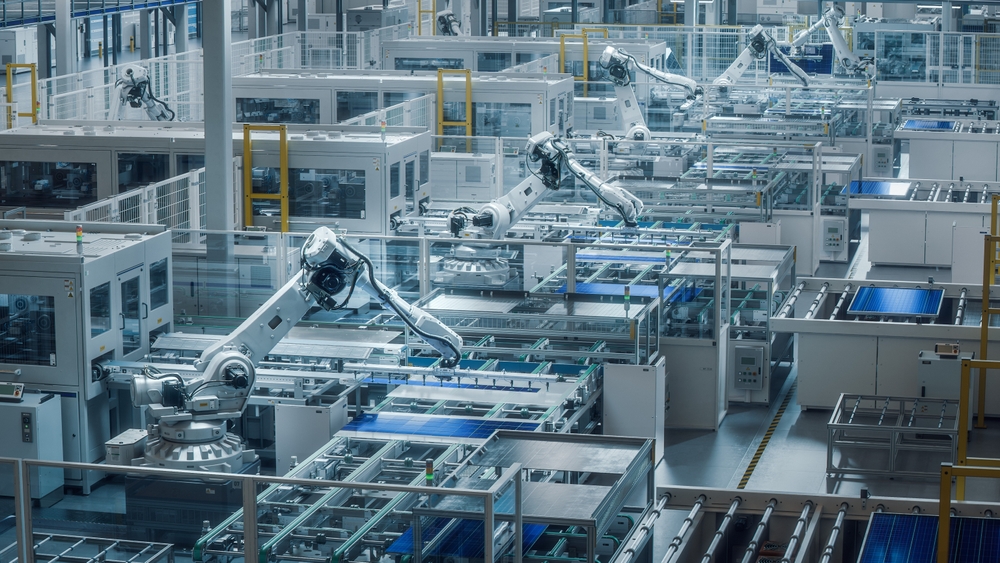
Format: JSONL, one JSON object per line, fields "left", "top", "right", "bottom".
{"left": 844, "top": 180, "right": 912, "bottom": 197}
{"left": 388, "top": 519, "right": 546, "bottom": 557}
{"left": 859, "top": 513, "right": 1000, "bottom": 563}
{"left": 342, "top": 412, "right": 540, "bottom": 438}
{"left": 901, "top": 119, "right": 957, "bottom": 130}
{"left": 554, "top": 283, "right": 702, "bottom": 302}
{"left": 847, "top": 287, "right": 944, "bottom": 317}
{"left": 575, "top": 249, "right": 692, "bottom": 263}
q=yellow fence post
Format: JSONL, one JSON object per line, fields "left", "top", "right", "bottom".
{"left": 938, "top": 463, "right": 1000, "bottom": 563}
{"left": 5, "top": 63, "right": 38, "bottom": 128}
{"left": 436, "top": 69, "right": 473, "bottom": 137}
{"left": 242, "top": 124, "right": 289, "bottom": 232}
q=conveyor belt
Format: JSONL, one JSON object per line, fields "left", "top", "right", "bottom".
{"left": 858, "top": 513, "right": 1000, "bottom": 563}
{"left": 341, "top": 412, "right": 540, "bottom": 438}
{"left": 900, "top": 119, "right": 957, "bottom": 131}
{"left": 847, "top": 287, "right": 944, "bottom": 317}
{"left": 387, "top": 518, "right": 546, "bottom": 557}
{"left": 844, "top": 180, "right": 912, "bottom": 197}
{"left": 364, "top": 375, "right": 541, "bottom": 393}
{"left": 555, "top": 282, "right": 702, "bottom": 303}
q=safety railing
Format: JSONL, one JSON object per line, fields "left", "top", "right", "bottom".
{"left": 0, "top": 456, "right": 516, "bottom": 563}
{"left": 340, "top": 94, "right": 435, "bottom": 128}
{"left": 63, "top": 164, "right": 235, "bottom": 242}
{"left": 938, "top": 462, "right": 1000, "bottom": 562}
{"left": 501, "top": 53, "right": 559, "bottom": 73}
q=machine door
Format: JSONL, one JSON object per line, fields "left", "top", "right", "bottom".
{"left": 117, "top": 265, "right": 147, "bottom": 360}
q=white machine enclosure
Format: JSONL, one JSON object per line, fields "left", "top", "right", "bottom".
{"left": 346, "top": 5, "right": 408, "bottom": 31}
{"left": 0, "top": 28, "right": 37, "bottom": 71}
{"left": 0, "top": 391, "right": 63, "bottom": 500}
{"left": 429, "top": 152, "right": 496, "bottom": 202}
{"left": 380, "top": 36, "right": 668, "bottom": 75}
{"left": 895, "top": 120, "right": 1000, "bottom": 182}
{"left": 0, "top": 224, "right": 171, "bottom": 492}
{"left": 0, "top": 123, "right": 431, "bottom": 234}
{"left": 772, "top": 279, "right": 1000, "bottom": 414}
{"left": 274, "top": 398, "right": 350, "bottom": 473}
{"left": 232, "top": 70, "right": 575, "bottom": 137}
{"left": 603, "top": 359, "right": 666, "bottom": 464}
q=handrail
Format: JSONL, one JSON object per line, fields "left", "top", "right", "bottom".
{"left": 938, "top": 462, "right": 1000, "bottom": 563}
{"left": 953, "top": 359, "right": 1000, "bottom": 500}
{"left": 242, "top": 124, "right": 289, "bottom": 232}
{"left": 5, "top": 63, "right": 35, "bottom": 128}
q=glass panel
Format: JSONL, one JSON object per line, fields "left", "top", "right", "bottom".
{"left": 287, "top": 168, "right": 366, "bottom": 219}
{"left": 477, "top": 52, "right": 512, "bottom": 71}
{"left": 120, "top": 275, "right": 141, "bottom": 355}
{"left": 394, "top": 58, "right": 464, "bottom": 71}
{"left": 0, "top": 161, "right": 97, "bottom": 208}
{"left": 516, "top": 52, "right": 542, "bottom": 64}
{"left": 390, "top": 162, "right": 401, "bottom": 199}
{"left": 384, "top": 91, "right": 423, "bottom": 107}
{"left": 90, "top": 282, "right": 112, "bottom": 337}
{"left": 336, "top": 91, "right": 378, "bottom": 122}
{"left": 176, "top": 154, "right": 205, "bottom": 174}
{"left": 420, "top": 151, "right": 429, "bottom": 185}
{"left": 0, "top": 460, "right": 14, "bottom": 560}
{"left": 118, "top": 153, "right": 170, "bottom": 193}
{"left": 149, "top": 259, "right": 169, "bottom": 310}
{"left": 474, "top": 102, "right": 532, "bottom": 137}
{"left": 236, "top": 97, "right": 320, "bottom": 123}
{"left": 0, "top": 294, "right": 56, "bottom": 365}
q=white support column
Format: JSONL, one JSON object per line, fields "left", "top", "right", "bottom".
{"left": 204, "top": 0, "right": 235, "bottom": 232}
{"left": 36, "top": 24, "right": 52, "bottom": 80}
{"left": 942, "top": 1, "right": 952, "bottom": 32}
{"left": 140, "top": 9, "right": 152, "bottom": 58}
{"left": 685, "top": 0, "right": 698, "bottom": 25}
{"left": 265, "top": 0, "right": 281, "bottom": 35}
{"left": 54, "top": 0, "right": 73, "bottom": 75}
{"left": 298, "top": 0, "right": 308, "bottom": 31}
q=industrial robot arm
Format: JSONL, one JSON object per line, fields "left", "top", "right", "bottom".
{"left": 599, "top": 46, "right": 702, "bottom": 140}
{"left": 714, "top": 25, "right": 810, "bottom": 88}
{"left": 436, "top": 0, "right": 465, "bottom": 35}
{"left": 448, "top": 132, "right": 644, "bottom": 238}
{"left": 807, "top": 6, "right": 874, "bottom": 75}
{"left": 113, "top": 64, "right": 176, "bottom": 121}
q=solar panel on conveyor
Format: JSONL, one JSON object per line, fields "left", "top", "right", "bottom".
{"left": 844, "top": 181, "right": 911, "bottom": 197}
{"left": 341, "top": 412, "right": 540, "bottom": 438}
{"left": 859, "top": 513, "right": 1000, "bottom": 563}
{"left": 362, "top": 376, "right": 542, "bottom": 393}
{"left": 901, "top": 119, "right": 957, "bottom": 130}
{"left": 387, "top": 519, "right": 547, "bottom": 557}
{"left": 847, "top": 287, "right": 944, "bottom": 317}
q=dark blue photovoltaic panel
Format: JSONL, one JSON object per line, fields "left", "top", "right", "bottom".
{"left": 847, "top": 287, "right": 944, "bottom": 317}
{"left": 859, "top": 513, "right": 1000, "bottom": 563}
{"left": 388, "top": 519, "right": 546, "bottom": 557}
{"left": 342, "top": 412, "right": 540, "bottom": 438}
{"left": 901, "top": 119, "right": 957, "bottom": 130}
{"left": 844, "top": 180, "right": 912, "bottom": 196}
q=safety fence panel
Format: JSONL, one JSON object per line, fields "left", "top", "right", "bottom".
{"left": 340, "top": 94, "right": 434, "bottom": 128}
{"left": 502, "top": 53, "right": 559, "bottom": 73}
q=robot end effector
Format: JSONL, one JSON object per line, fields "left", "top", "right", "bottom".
{"left": 302, "top": 227, "right": 464, "bottom": 367}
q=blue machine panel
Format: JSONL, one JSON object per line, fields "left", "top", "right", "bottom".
{"left": 388, "top": 519, "right": 546, "bottom": 557}
{"left": 901, "top": 119, "right": 957, "bottom": 130}
{"left": 770, "top": 44, "right": 835, "bottom": 75}
{"left": 342, "top": 412, "right": 540, "bottom": 438}
{"left": 859, "top": 513, "right": 1000, "bottom": 563}
{"left": 847, "top": 287, "right": 944, "bottom": 317}
{"left": 844, "top": 181, "right": 912, "bottom": 197}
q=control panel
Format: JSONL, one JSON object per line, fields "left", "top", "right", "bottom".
{"left": 872, "top": 145, "right": 893, "bottom": 176}
{"left": 0, "top": 382, "right": 24, "bottom": 403}
{"left": 733, "top": 346, "right": 764, "bottom": 391}
{"left": 22, "top": 412, "right": 32, "bottom": 443}
{"left": 823, "top": 218, "right": 845, "bottom": 253}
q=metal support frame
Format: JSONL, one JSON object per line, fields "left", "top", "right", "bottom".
{"left": 938, "top": 463, "right": 1000, "bottom": 563}
{"left": 436, "top": 69, "right": 472, "bottom": 137}
{"left": 558, "top": 28, "right": 607, "bottom": 97}
{"left": 954, "top": 359, "right": 1000, "bottom": 499}
{"left": 242, "top": 124, "right": 289, "bottom": 232}
{"left": 418, "top": 0, "right": 435, "bottom": 35}
{"left": 5, "top": 63, "right": 37, "bottom": 128}
{"left": 977, "top": 194, "right": 1000, "bottom": 429}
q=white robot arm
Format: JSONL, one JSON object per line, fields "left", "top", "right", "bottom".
{"left": 714, "top": 25, "right": 810, "bottom": 88}
{"left": 436, "top": 0, "right": 464, "bottom": 35}
{"left": 814, "top": 6, "right": 873, "bottom": 75}
{"left": 599, "top": 46, "right": 702, "bottom": 140}
{"left": 449, "top": 132, "right": 644, "bottom": 238}
{"left": 128, "top": 227, "right": 462, "bottom": 471}
{"left": 114, "top": 64, "right": 175, "bottom": 121}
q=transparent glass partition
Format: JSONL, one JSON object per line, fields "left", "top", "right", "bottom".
{"left": 0, "top": 459, "right": 16, "bottom": 560}
{"left": 658, "top": 239, "right": 731, "bottom": 340}
{"left": 0, "top": 161, "right": 97, "bottom": 208}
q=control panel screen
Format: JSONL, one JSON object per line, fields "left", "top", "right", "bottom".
{"left": 741, "top": 356, "right": 757, "bottom": 365}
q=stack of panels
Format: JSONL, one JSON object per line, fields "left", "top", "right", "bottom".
{"left": 388, "top": 519, "right": 546, "bottom": 557}
{"left": 859, "top": 513, "right": 1000, "bottom": 562}
{"left": 342, "top": 412, "right": 540, "bottom": 438}
{"left": 847, "top": 287, "right": 944, "bottom": 317}
{"left": 363, "top": 376, "right": 541, "bottom": 393}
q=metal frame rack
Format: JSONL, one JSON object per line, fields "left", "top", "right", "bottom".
{"left": 826, "top": 393, "right": 961, "bottom": 478}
